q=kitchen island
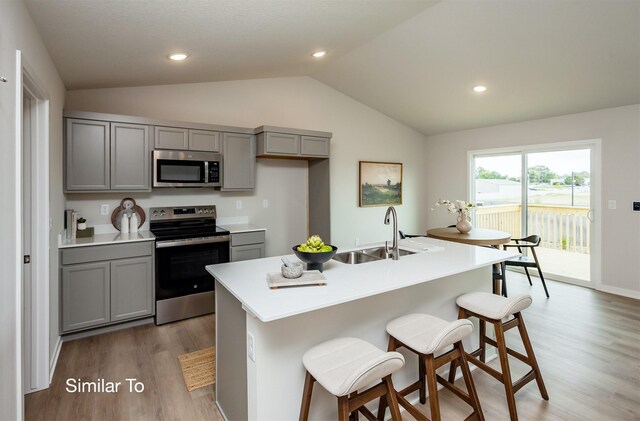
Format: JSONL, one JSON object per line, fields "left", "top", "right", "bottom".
{"left": 206, "top": 237, "right": 518, "bottom": 421}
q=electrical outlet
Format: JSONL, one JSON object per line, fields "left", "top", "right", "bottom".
{"left": 633, "top": 201, "right": 640, "bottom": 211}
{"left": 608, "top": 200, "right": 616, "bottom": 210}
{"left": 355, "top": 237, "right": 360, "bottom": 246}
{"left": 247, "top": 332, "right": 255, "bottom": 362}
{"left": 263, "top": 199, "right": 269, "bottom": 208}
{"left": 100, "top": 204, "right": 110, "bottom": 215}
{"left": 236, "top": 200, "right": 242, "bottom": 210}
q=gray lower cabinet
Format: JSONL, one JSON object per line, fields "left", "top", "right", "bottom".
{"left": 61, "top": 262, "right": 111, "bottom": 332}
{"left": 65, "top": 118, "right": 151, "bottom": 192}
{"left": 230, "top": 231, "right": 265, "bottom": 262}
{"left": 110, "top": 257, "right": 153, "bottom": 322}
{"left": 60, "top": 242, "right": 154, "bottom": 333}
{"left": 222, "top": 133, "right": 256, "bottom": 191}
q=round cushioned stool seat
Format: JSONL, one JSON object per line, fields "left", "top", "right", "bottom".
{"left": 457, "top": 292, "right": 532, "bottom": 320}
{"left": 303, "top": 337, "right": 404, "bottom": 397}
{"left": 386, "top": 314, "right": 473, "bottom": 355}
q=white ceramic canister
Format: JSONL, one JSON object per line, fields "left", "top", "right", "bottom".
{"left": 130, "top": 212, "right": 139, "bottom": 233}
{"left": 120, "top": 213, "right": 130, "bottom": 233}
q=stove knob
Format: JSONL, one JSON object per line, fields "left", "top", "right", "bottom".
{"left": 204, "top": 209, "right": 209, "bottom": 214}
{"left": 152, "top": 210, "right": 158, "bottom": 217}
{"left": 198, "top": 209, "right": 203, "bottom": 214}
{"left": 160, "top": 210, "right": 166, "bottom": 216}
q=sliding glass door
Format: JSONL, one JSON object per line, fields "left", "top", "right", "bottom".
{"left": 471, "top": 142, "right": 597, "bottom": 286}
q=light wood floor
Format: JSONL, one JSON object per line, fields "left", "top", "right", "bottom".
{"left": 26, "top": 273, "right": 640, "bottom": 420}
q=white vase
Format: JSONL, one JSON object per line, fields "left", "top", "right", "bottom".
{"left": 456, "top": 212, "right": 472, "bottom": 233}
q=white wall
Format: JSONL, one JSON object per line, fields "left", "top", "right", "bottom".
{"left": 65, "top": 76, "right": 428, "bottom": 252}
{"left": 424, "top": 105, "right": 640, "bottom": 297}
{"left": 0, "top": 1, "right": 65, "bottom": 418}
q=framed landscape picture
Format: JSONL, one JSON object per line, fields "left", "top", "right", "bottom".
{"left": 359, "top": 161, "right": 403, "bottom": 207}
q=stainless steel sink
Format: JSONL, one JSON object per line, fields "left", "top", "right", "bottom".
{"left": 332, "top": 247, "right": 416, "bottom": 264}
{"left": 332, "top": 251, "right": 379, "bottom": 264}
{"left": 361, "top": 246, "right": 416, "bottom": 259}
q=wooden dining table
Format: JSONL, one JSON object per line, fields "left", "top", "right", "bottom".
{"left": 426, "top": 227, "right": 512, "bottom": 296}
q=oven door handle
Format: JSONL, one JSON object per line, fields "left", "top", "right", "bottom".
{"left": 155, "top": 235, "right": 230, "bottom": 249}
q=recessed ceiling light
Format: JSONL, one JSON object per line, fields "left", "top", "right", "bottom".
{"left": 168, "top": 53, "right": 189, "bottom": 61}
{"left": 312, "top": 51, "right": 326, "bottom": 58}
{"left": 473, "top": 85, "right": 487, "bottom": 93}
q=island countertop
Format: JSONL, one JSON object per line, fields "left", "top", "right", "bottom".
{"left": 206, "top": 237, "right": 518, "bottom": 322}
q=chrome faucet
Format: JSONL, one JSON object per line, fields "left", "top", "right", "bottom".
{"left": 383, "top": 206, "right": 399, "bottom": 260}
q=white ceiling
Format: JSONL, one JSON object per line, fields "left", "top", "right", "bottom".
{"left": 25, "top": 0, "right": 640, "bottom": 136}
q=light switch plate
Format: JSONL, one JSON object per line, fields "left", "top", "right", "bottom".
{"left": 608, "top": 200, "right": 617, "bottom": 210}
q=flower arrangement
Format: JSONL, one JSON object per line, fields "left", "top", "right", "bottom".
{"left": 432, "top": 199, "right": 476, "bottom": 233}
{"left": 431, "top": 199, "right": 476, "bottom": 217}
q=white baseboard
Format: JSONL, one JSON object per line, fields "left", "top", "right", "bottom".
{"left": 597, "top": 284, "right": 640, "bottom": 300}
{"left": 49, "top": 336, "right": 62, "bottom": 383}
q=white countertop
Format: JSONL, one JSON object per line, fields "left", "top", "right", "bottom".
{"left": 206, "top": 237, "right": 519, "bottom": 323}
{"left": 219, "top": 223, "right": 266, "bottom": 234}
{"left": 59, "top": 231, "right": 156, "bottom": 248}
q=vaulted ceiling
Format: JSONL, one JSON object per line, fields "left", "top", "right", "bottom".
{"left": 25, "top": 0, "right": 640, "bottom": 135}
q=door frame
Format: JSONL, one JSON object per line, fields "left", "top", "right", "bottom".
{"left": 17, "top": 51, "right": 51, "bottom": 394}
{"left": 467, "top": 138, "right": 602, "bottom": 289}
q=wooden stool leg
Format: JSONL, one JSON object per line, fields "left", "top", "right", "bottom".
{"left": 494, "top": 321, "right": 518, "bottom": 421}
{"left": 479, "top": 319, "right": 486, "bottom": 362}
{"left": 448, "top": 307, "right": 467, "bottom": 383}
{"left": 376, "top": 394, "right": 387, "bottom": 421}
{"left": 349, "top": 393, "right": 359, "bottom": 421}
{"left": 384, "top": 375, "right": 403, "bottom": 421}
{"left": 419, "top": 355, "right": 427, "bottom": 404}
{"left": 425, "top": 354, "right": 441, "bottom": 421}
{"left": 338, "top": 396, "right": 350, "bottom": 421}
{"left": 457, "top": 342, "right": 485, "bottom": 421}
{"left": 516, "top": 314, "right": 549, "bottom": 400}
{"left": 299, "top": 371, "right": 315, "bottom": 421}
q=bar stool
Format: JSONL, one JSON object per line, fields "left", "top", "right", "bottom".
{"left": 379, "top": 314, "right": 484, "bottom": 421}
{"left": 450, "top": 292, "right": 549, "bottom": 421}
{"left": 299, "top": 337, "right": 405, "bottom": 421}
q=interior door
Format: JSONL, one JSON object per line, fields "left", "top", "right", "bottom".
{"left": 22, "top": 90, "right": 35, "bottom": 393}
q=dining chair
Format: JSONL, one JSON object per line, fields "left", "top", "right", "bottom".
{"left": 503, "top": 235, "right": 549, "bottom": 298}
{"left": 399, "top": 230, "right": 425, "bottom": 239}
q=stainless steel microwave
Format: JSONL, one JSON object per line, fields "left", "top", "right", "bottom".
{"left": 153, "top": 150, "right": 222, "bottom": 187}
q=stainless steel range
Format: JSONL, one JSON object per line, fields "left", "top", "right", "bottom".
{"left": 150, "top": 205, "right": 230, "bottom": 325}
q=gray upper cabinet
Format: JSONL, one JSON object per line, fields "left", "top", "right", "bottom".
{"left": 222, "top": 133, "right": 256, "bottom": 191}
{"left": 155, "top": 127, "right": 221, "bottom": 152}
{"left": 110, "top": 123, "right": 150, "bottom": 190}
{"left": 256, "top": 129, "right": 330, "bottom": 159}
{"left": 301, "top": 135, "right": 330, "bottom": 157}
{"left": 65, "top": 118, "right": 151, "bottom": 192}
{"left": 189, "top": 129, "right": 220, "bottom": 152}
{"left": 65, "top": 119, "right": 110, "bottom": 191}
{"left": 261, "top": 132, "right": 300, "bottom": 155}
{"left": 155, "top": 126, "right": 188, "bottom": 150}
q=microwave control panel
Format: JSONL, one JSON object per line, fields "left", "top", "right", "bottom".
{"left": 208, "top": 161, "right": 220, "bottom": 183}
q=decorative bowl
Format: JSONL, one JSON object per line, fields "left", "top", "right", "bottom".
{"left": 281, "top": 262, "right": 304, "bottom": 279}
{"left": 292, "top": 245, "right": 338, "bottom": 273}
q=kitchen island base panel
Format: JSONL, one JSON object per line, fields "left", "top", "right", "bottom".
{"left": 215, "top": 267, "right": 491, "bottom": 421}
